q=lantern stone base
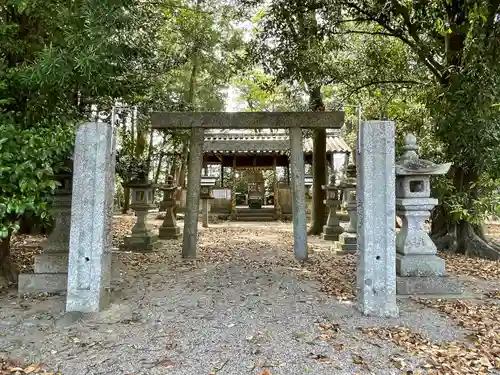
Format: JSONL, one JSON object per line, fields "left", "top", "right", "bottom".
{"left": 322, "top": 225, "right": 343, "bottom": 241}
{"left": 18, "top": 273, "right": 68, "bottom": 294}
{"left": 396, "top": 276, "right": 463, "bottom": 295}
{"left": 332, "top": 233, "right": 357, "bottom": 255}
{"left": 396, "top": 253, "right": 462, "bottom": 295}
{"left": 396, "top": 253, "right": 446, "bottom": 277}
{"left": 159, "top": 226, "right": 181, "bottom": 239}
{"left": 18, "top": 252, "right": 69, "bottom": 294}
{"left": 120, "top": 234, "right": 158, "bottom": 252}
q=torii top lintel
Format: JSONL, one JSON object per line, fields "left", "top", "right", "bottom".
{"left": 151, "top": 111, "right": 345, "bottom": 129}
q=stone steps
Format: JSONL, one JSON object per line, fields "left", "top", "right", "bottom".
{"left": 233, "top": 216, "right": 276, "bottom": 222}
{"left": 235, "top": 208, "right": 276, "bottom": 221}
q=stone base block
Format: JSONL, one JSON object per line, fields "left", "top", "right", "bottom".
{"left": 120, "top": 235, "right": 158, "bottom": 252}
{"left": 159, "top": 226, "right": 181, "bottom": 239}
{"left": 323, "top": 225, "right": 343, "bottom": 241}
{"left": 333, "top": 233, "right": 357, "bottom": 254}
{"left": 396, "top": 253, "right": 446, "bottom": 277}
{"left": 18, "top": 273, "right": 68, "bottom": 294}
{"left": 396, "top": 276, "right": 463, "bottom": 295}
{"left": 34, "top": 252, "right": 68, "bottom": 274}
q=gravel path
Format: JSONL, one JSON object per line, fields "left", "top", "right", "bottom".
{"left": 1, "top": 222, "right": 467, "bottom": 375}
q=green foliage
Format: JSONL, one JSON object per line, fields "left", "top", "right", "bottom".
{"left": 0, "top": 116, "right": 73, "bottom": 237}
{"left": 0, "top": 0, "right": 168, "bottom": 239}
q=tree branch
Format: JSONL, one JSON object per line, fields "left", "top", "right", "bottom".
{"left": 341, "top": 79, "right": 422, "bottom": 100}
{"left": 341, "top": 0, "right": 445, "bottom": 81}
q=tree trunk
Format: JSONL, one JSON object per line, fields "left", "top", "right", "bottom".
{"left": 431, "top": 166, "right": 500, "bottom": 259}
{"left": 122, "top": 187, "right": 130, "bottom": 214}
{"left": 0, "top": 231, "right": 17, "bottom": 285}
{"left": 307, "top": 86, "right": 327, "bottom": 235}
{"left": 177, "top": 142, "right": 189, "bottom": 188}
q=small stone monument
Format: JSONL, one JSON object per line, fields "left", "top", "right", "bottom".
{"left": 395, "top": 134, "right": 461, "bottom": 295}
{"left": 158, "top": 176, "right": 181, "bottom": 239}
{"left": 334, "top": 163, "right": 357, "bottom": 254}
{"left": 120, "top": 179, "right": 158, "bottom": 252}
{"left": 322, "top": 174, "right": 343, "bottom": 241}
{"left": 18, "top": 160, "right": 73, "bottom": 294}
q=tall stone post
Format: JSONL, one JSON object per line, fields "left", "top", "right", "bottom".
{"left": 395, "top": 134, "right": 461, "bottom": 295}
{"left": 158, "top": 176, "right": 181, "bottom": 239}
{"left": 289, "top": 127, "right": 308, "bottom": 261}
{"left": 322, "top": 174, "right": 343, "bottom": 241}
{"left": 18, "top": 163, "right": 73, "bottom": 294}
{"left": 66, "top": 122, "right": 116, "bottom": 313}
{"left": 356, "top": 120, "right": 398, "bottom": 318}
{"left": 334, "top": 164, "right": 357, "bottom": 254}
{"left": 120, "top": 180, "right": 157, "bottom": 252}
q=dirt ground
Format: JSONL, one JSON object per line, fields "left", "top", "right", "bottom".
{"left": 1, "top": 216, "right": 500, "bottom": 375}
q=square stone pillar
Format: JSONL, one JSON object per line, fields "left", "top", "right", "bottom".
{"left": 18, "top": 168, "right": 73, "bottom": 294}
{"left": 66, "top": 122, "right": 116, "bottom": 313}
{"left": 356, "top": 121, "right": 398, "bottom": 318}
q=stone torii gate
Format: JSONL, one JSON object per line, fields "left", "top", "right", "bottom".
{"left": 64, "top": 114, "right": 398, "bottom": 318}
{"left": 151, "top": 111, "right": 345, "bottom": 261}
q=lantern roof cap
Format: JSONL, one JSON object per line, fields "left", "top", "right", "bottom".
{"left": 396, "top": 133, "right": 451, "bottom": 176}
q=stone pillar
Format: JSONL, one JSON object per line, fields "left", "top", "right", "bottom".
{"left": 356, "top": 120, "right": 398, "bottom": 318}
{"left": 322, "top": 174, "right": 343, "bottom": 241}
{"left": 273, "top": 157, "right": 281, "bottom": 220}
{"left": 120, "top": 180, "right": 157, "bottom": 251}
{"left": 18, "top": 166, "right": 73, "bottom": 294}
{"left": 158, "top": 176, "right": 181, "bottom": 239}
{"left": 66, "top": 122, "right": 116, "bottom": 313}
{"left": 289, "top": 127, "right": 307, "bottom": 261}
{"left": 182, "top": 127, "right": 204, "bottom": 259}
{"left": 334, "top": 164, "right": 357, "bottom": 254}
{"left": 395, "top": 134, "right": 461, "bottom": 295}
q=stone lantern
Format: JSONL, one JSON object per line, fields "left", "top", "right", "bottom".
{"left": 120, "top": 179, "right": 157, "bottom": 252}
{"left": 18, "top": 159, "right": 74, "bottom": 293}
{"left": 333, "top": 163, "right": 357, "bottom": 254}
{"left": 395, "top": 134, "right": 461, "bottom": 295}
{"left": 200, "top": 184, "right": 215, "bottom": 228}
{"left": 322, "top": 174, "right": 343, "bottom": 241}
{"left": 158, "top": 176, "right": 181, "bottom": 239}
